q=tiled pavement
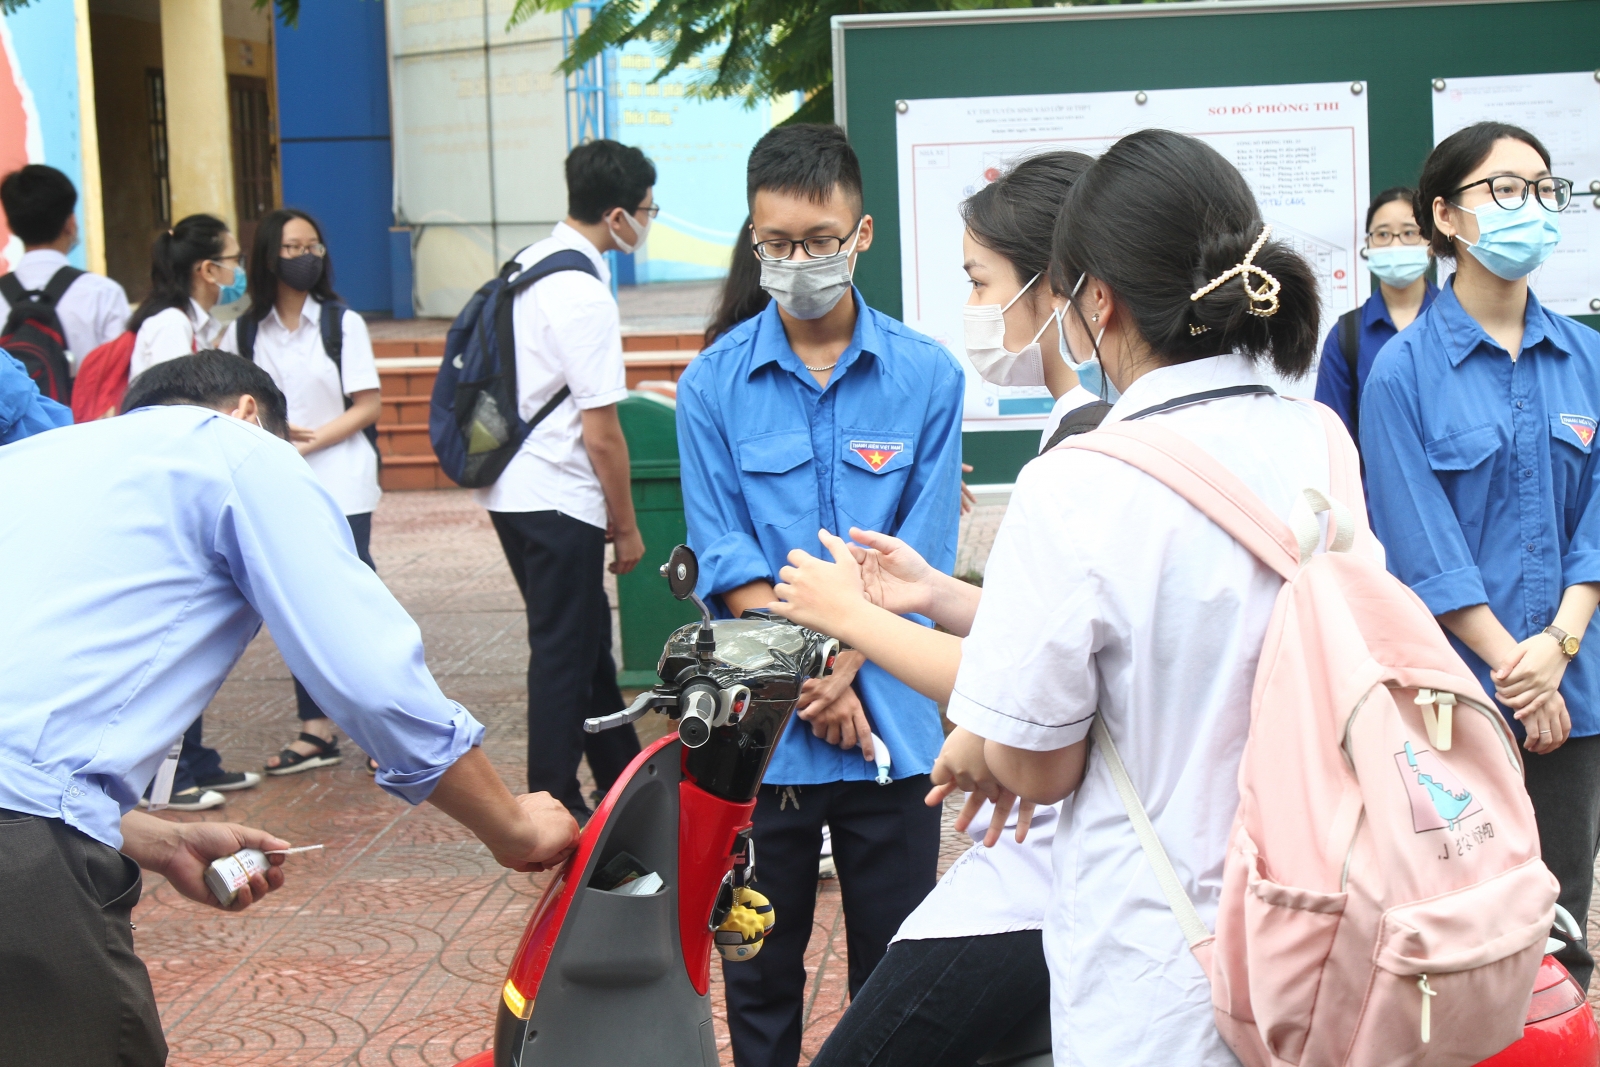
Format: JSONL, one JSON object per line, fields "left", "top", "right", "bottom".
{"left": 137, "top": 489, "right": 975, "bottom": 1066}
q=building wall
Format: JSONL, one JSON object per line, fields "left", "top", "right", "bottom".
{"left": 275, "top": 0, "right": 394, "bottom": 313}
{"left": 89, "top": 0, "right": 275, "bottom": 301}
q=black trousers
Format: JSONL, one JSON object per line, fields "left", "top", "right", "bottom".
{"left": 723, "top": 777, "right": 943, "bottom": 1067}
{"left": 490, "top": 509, "right": 640, "bottom": 812}
{"left": 296, "top": 512, "right": 376, "bottom": 721}
{"left": 1524, "top": 732, "right": 1600, "bottom": 991}
{"left": 810, "top": 930, "right": 1051, "bottom": 1067}
{"left": 0, "top": 810, "right": 165, "bottom": 1065}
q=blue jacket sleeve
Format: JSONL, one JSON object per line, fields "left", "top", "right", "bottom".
{"left": 887, "top": 352, "right": 963, "bottom": 574}
{"left": 1360, "top": 363, "right": 1488, "bottom": 614}
{"left": 1562, "top": 419, "right": 1600, "bottom": 589}
{"left": 214, "top": 439, "right": 484, "bottom": 803}
{"left": 0, "top": 353, "right": 73, "bottom": 444}
{"left": 1313, "top": 325, "right": 1354, "bottom": 437}
{"left": 675, "top": 360, "right": 774, "bottom": 603}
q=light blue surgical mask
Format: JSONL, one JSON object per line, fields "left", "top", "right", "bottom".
{"left": 215, "top": 261, "right": 248, "bottom": 306}
{"left": 1365, "top": 245, "right": 1431, "bottom": 289}
{"left": 1062, "top": 273, "right": 1121, "bottom": 403}
{"left": 1454, "top": 198, "right": 1561, "bottom": 281}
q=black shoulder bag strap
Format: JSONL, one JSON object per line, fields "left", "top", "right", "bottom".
{"left": 0, "top": 273, "right": 25, "bottom": 308}
{"left": 1336, "top": 308, "right": 1362, "bottom": 442}
{"left": 492, "top": 249, "right": 601, "bottom": 438}
{"left": 237, "top": 314, "right": 259, "bottom": 361}
{"left": 315, "top": 300, "right": 381, "bottom": 463}
{"left": 1040, "top": 400, "right": 1114, "bottom": 454}
{"left": 42, "top": 266, "right": 84, "bottom": 305}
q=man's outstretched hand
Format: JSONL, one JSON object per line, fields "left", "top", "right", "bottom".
{"left": 120, "top": 810, "right": 289, "bottom": 912}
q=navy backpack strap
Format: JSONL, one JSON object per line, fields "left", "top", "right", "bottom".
{"left": 237, "top": 314, "right": 259, "bottom": 361}
{"left": 0, "top": 273, "right": 27, "bottom": 307}
{"left": 1336, "top": 308, "right": 1362, "bottom": 442}
{"left": 320, "top": 300, "right": 346, "bottom": 373}
{"left": 493, "top": 248, "right": 601, "bottom": 428}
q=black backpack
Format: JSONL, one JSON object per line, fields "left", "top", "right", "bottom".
{"left": 1039, "top": 399, "right": 1114, "bottom": 455}
{"left": 0, "top": 266, "right": 82, "bottom": 404}
{"left": 237, "top": 300, "right": 380, "bottom": 461}
{"left": 429, "top": 248, "right": 600, "bottom": 487}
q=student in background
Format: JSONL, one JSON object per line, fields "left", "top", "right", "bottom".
{"left": 1362, "top": 121, "right": 1600, "bottom": 988}
{"left": 128, "top": 214, "right": 243, "bottom": 379}
{"left": 0, "top": 165, "right": 129, "bottom": 365}
{"left": 677, "top": 123, "right": 963, "bottom": 1067}
{"left": 704, "top": 216, "right": 768, "bottom": 347}
{"left": 1314, "top": 186, "right": 1438, "bottom": 446}
{"left": 221, "top": 208, "right": 383, "bottom": 776}
{"left": 474, "top": 140, "right": 651, "bottom": 823}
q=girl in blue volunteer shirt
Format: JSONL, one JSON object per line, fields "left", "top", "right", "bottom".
{"left": 1313, "top": 187, "right": 1438, "bottom": 447}
{"left": 1362, "top": 121, "right": 1600, "bottom": 990}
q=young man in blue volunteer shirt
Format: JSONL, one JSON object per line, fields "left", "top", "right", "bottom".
{"left": 0, "top": 352, "right": 578, "bottom": 1064}
{"left": 476, "top": 140, "right": 654, "bottom": 824}
{"left": 676, "top": 123, "right": 964, "bottom": 1067}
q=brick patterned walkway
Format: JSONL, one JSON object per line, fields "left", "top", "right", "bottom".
{"left": 137, "top": 490, "right": 974, "bottom": 1066}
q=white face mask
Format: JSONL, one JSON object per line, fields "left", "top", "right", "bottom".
{"left": 962, "top": 273, "right": 1054, "bottom": 386}
{"left": 610, "top": 208, "right": 651, "bottom": 254}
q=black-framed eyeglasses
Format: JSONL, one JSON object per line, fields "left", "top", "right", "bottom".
{"left": 1450, "top": 175, "right": 1572, "bottom": 213}
{"left": 1367, "top": 227, "right": 1425, "bottom": 247}
{"left": 752, "top": 221, "right": 862, "bottom": 262}
{"left": 210, "top": 253, "right": 243, "bottom": 264}
{"left": 635, "top": 203, "right": 661, "bottom": 219}
{"left": 281, "top": 241, "right": 326, "bottom": 257}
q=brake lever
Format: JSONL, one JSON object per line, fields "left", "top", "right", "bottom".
{"left": 584, "top": 689, "right": 676, "bottom": 733}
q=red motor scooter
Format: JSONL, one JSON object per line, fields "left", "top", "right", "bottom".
{"left": 451, "top": 544, "right": 1598, "bottom": 1067}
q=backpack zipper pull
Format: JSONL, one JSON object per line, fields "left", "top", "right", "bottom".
{"left": 1434, "top": 692, "right": 1454, "bottom": 750}
{"left": 1418, "top": 973, "right": 1436, "bottom": 1043}
{"left": 1415, "top": 689, "right": 1443, "bottom": 749}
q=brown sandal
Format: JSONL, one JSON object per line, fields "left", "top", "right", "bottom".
{"left": 265, "top": 732, "right": 342, "bottom": 776}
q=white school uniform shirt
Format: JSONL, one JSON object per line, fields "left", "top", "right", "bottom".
{"left": 0, "top": 249, "right": 130, "bottom": 369}
{"left": 473, "top": 222, "right": 628, "bottom": 530}
{"left": 893, "top": 798, "right": 1061, "bottom": 942}
{"left": 220, "top": 297, "right": 382, "bottom": 515}
{"left": 129, "top": 299, "right": 224, "bottom": 379}
{"left": 948, "top": 353, "right": 1330, "bottom": 1067}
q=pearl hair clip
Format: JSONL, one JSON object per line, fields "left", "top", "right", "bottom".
{"left": 1189, "top": 225, "right": 1281, "bottom": 319}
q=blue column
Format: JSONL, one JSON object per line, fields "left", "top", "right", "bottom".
{"left": 275, "top": 0, "right": 397, "bottom": 314}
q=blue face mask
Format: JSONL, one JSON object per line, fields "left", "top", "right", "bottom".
{"left": 1061, "top": 274, "right": 1122, "bottom": 403}
{"left": 1455, "top": 198, "right": 1561, "bottom": 281}
{"left": 215, "top": 262, "right": 248, "bottom": 306}
{"left": 1365, "top": 245, "right": 1431, "bottom": 289}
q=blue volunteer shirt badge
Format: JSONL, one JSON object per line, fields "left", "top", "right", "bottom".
{"left": 1560, "top": 413, "right": 1596, "bottom": 448}
{"left": 848, "top": 440, "right": 904, "bottom": 472}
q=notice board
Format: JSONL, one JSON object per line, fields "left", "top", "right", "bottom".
{"left": 832, "top": 0, "right": 1600, "bottom": 485}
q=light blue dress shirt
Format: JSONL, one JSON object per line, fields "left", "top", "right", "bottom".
{"left": 1362, "top": 279, "right": 1600, "bottom": 738}
{"left": 0, "top": 405, "right": 485, "bottom": 849}
{"left": 676, "top": 292, "right": 965, "bottom": 784}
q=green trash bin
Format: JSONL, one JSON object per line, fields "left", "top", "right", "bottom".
{"left": 615, "top": 390, "right": 702, "bottom": 687}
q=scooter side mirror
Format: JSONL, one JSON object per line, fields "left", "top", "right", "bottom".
{"left": 661, "top": 545, "right": 699, "bottom": 601}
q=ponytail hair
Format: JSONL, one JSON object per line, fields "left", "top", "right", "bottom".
{"left": 128, "top": 214, "right": 230, "bottom": 334}
{"left": 245, "top": 207, "right": 341, "bottom": 324}
{"left": 705, "top": 216, "right": 768, "bottom": 346}
{"left": 1053, "top": 130, "right": 1320, "bottom": 379}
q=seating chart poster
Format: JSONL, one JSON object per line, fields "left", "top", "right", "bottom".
{"left": 895, "top": 82, "right": 1370, "bottom": 424}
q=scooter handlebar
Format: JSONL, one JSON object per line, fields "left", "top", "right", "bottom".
{"left": 584, "top": 690, "right": 662, "bottom": 734}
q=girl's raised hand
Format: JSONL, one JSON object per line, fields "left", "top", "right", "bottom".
{"left": 771, "top": 529, "right": 871, "bottom": 636}
{"left": 848, "top": 528, "right": 935, "bottom": 618}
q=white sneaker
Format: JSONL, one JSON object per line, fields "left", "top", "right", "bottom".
{"left": 138, "top": 787, "right": 226, "bottom": 811}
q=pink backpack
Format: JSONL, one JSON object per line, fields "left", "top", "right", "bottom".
{"left": 1064, "top": 403, "right": 1558, "bottom": 1067}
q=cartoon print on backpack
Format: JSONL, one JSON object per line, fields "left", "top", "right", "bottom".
{"left": 1395, "top": 741, "right": 1485, "bottom": 834}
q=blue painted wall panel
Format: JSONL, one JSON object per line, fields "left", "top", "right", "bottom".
{"left": 276, "top": 0, "right": 395, "bottom": 311}
{"left": 281, "top": 140, "right": 393, "bottom": 313}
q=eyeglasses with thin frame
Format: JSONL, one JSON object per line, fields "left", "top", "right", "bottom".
{"left": 210, "top": 253, "right": 243, "bottom": 265}
{"left": 636, "top": 203, "right": 661, "bottom": 219}
{"left": 752, "top": 220, "right": 862, "bottom": 262}
{"left": 1367, "top": 227, "right": 1426, "bottom": 247}
{"left": 281, "top": 241, "right": 326, "bottom": 258}
{"left": 1450, "top": 174, "right": 1573, "bottom": 213}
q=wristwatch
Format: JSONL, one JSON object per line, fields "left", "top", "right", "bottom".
{"left": 1543, "top": 625, "right": 1581, "bottom": 659}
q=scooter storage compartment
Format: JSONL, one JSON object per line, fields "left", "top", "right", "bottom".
{"left": 560, "top": 886, "right": 676, "bottom": 985}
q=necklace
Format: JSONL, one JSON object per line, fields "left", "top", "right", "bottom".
{"left": 804, "top": 360, "right": 839, "bottom": 372}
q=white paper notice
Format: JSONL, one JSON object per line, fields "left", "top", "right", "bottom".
{"left": 896, "top": 83, "right": 1370, "bottom": 425}
{"left": 1432, "top": 72, "right": 1600, "bottom": 318}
